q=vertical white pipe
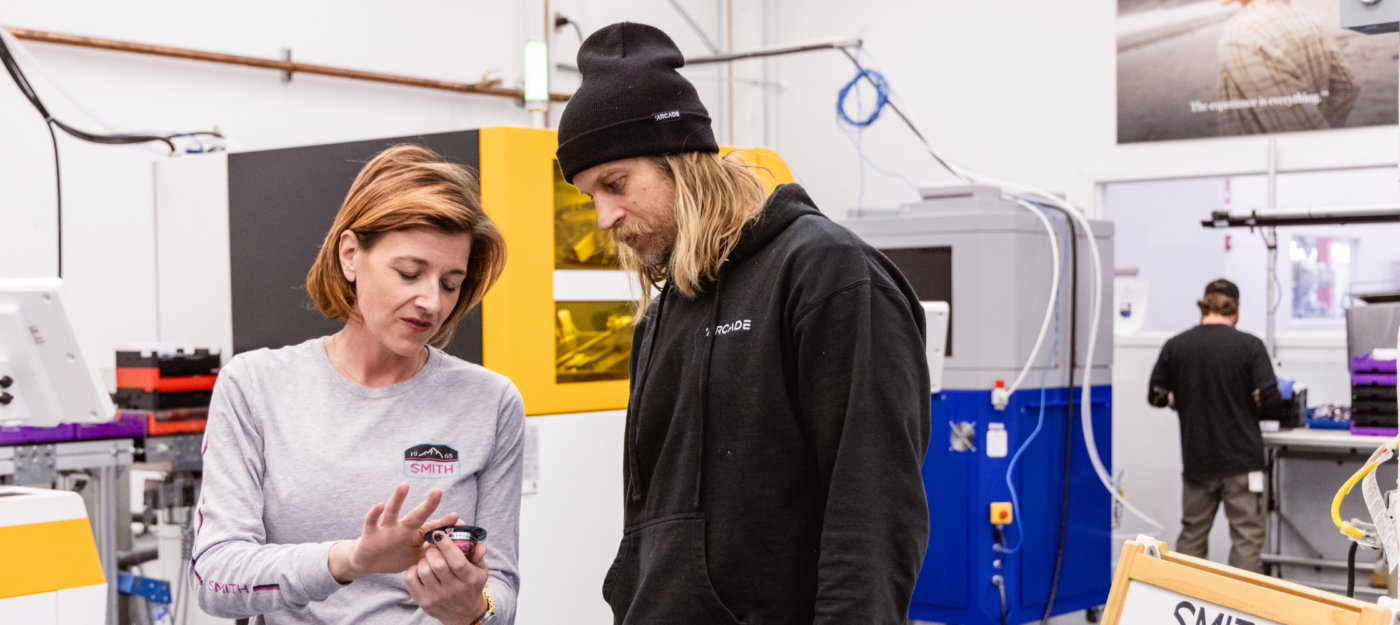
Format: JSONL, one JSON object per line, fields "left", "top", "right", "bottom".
{"left": 1266, "top": 138, "right": 1277, "bottom": 359}
{"left": 525, "top": 0, "right": 548, "bottom": 128}
{"left": 726, "top": 0, "right": 734, "bottom": 145}
{"left": 761, "top": 0, "right": 773, "bottom": 148}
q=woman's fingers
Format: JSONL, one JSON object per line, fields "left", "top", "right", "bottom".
{"left": 470, "top": 542, "right": 489, "bottom": 568}
{"left": 404, "top": 562, "right": 424, "bottom": 593}
{"left": 424, "top": 542, "right": 457, "bottom": 584}
{"left": 382, "top": 483, "right": 410, "bottom": 527}
{"left": 417, "top": 550, "right": 445, "bottom": 588}
{"left": 362, "top": 502, "right": 386, "bottom": 535}
{"left": 419, "top": 512, "right": 459, "bottom": 535}
{"left": 400, "top": 487, "right": 443, "bottom": 529}
{"left": 430, "top": 532, "right": 473, "bottom": 580}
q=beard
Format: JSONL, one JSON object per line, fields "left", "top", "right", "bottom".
{"left": 613, "top": 212, "right": 678, "bottom": 268}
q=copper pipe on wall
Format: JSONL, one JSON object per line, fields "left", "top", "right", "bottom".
{"left": 5, "top": 26, "right": 572, "bottom": 102}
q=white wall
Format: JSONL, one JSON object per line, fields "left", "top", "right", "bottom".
{"left": 766, "top": 0, "right": 1398, "bottom": 219}
{"left": 517, "top": 410, "right": 624, "bottom": 625}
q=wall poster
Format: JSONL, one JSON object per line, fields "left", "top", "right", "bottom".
{"left": 1117, "top": 0, "right": 1398, "bottom": 143}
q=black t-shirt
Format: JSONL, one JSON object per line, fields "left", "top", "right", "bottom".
{"left": 1149, "top": 324, "right": 1277, "bottom": 479}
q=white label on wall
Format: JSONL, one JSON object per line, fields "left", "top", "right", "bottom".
{"left": 553, "top": 270, "right": 636, "bottom": 301}
{"left": 522, "top": 421, "right": 539, "bottom": 495}
{"left": 1115, "top": 580, "right": 1281, "bottom": 625}
{"left": 987, "top": 423, "right": 1008, "bottom": 458}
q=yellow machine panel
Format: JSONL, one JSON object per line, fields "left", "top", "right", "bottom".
{"left": 477, "top": 127, "right": 794, "bottom": 416}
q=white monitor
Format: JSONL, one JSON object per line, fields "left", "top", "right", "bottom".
{"left": 0, "top": 278, "right": 114, "bottom": 427}
{"left": 922, "top": 301, "right": 949, "bottom": 394}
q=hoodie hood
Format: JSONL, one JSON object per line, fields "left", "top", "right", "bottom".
{"left": 725, "top": 184, "right": 826, "bottom": 267}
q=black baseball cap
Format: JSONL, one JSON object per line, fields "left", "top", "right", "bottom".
{"left": 1204, "top": 279, "right": 1239, "bottom": 301}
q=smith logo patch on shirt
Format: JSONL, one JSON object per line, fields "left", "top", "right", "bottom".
{"left": 403, "top": 444, "right": 460, "bottom": 478}
{"left": 653, "top": 110, "right": 681, "bottom": 122}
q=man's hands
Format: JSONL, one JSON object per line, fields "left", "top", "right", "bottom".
{"left": 328, "top": 483, "right": 458, "bottom": 584}
{"left": 405, "top": 530, "right": 492, "bottom": 625}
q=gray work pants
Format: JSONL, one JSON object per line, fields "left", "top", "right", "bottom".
{"left": 1176, "top": 472, "right": 1265, "bottom": 574}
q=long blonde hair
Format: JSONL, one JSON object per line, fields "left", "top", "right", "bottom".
{"left": 623, "top": 151, "right": 767, "bottom": 312}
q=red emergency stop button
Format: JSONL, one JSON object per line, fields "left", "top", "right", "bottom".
{"left": 990, "top": 502, "right": 1013, "bottom": 526}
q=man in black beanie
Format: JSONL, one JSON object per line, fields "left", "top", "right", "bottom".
{"left": 1148, "top": 278, "right": 1280, "bottom": 573}
{"left": 557, "top": 22, "right": 931, "bottom": 625}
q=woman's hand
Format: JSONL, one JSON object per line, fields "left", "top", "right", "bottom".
{"left": 328, "top": 483, "right": 458, "bottom": 583}
{"left": 405, "top": 531, "right": 491, "bottom": 625}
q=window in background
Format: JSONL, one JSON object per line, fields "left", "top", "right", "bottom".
{"left": 1104, "top": 166, "right": 1400, "bottom": 335}
{"left": 1290, "top": 236, "right": 1358, "bottom": 319}
{"left": 552, "top": 159, "right": 631, "bottom": 384}
{"left": 1103, "top": 175, "right": 1265, "bottom": 334}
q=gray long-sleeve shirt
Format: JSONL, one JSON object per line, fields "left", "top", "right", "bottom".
{"left": 193, "top": 337, "right": 524, "bottom": 624}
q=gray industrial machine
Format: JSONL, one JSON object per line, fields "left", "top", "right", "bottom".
{"left": 844, "top": 185, "right": 1114, "bottom": 625}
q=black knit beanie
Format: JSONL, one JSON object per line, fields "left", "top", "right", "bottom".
{"left": 556, "top": 22, "right": 718, "bottom": 183}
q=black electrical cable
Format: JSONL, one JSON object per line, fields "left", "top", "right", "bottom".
{"left": 992, "top": 575, "right": 1008, "bottom": 625}
{"left": 45, "top": 120, "right": 62, "bottom": 278}
{"left": 1347, "top": 541, "right": 1359, "bottom": 598}
{"left": 1037, "top": 203, "right": 1078, "bottom": 625}
{"left": 554, "top": 15, "right": 585, "bottom": 43}
{"left": 0, "top": 36, "right": 183, "bottom": 152}
{"left": 0, "top": 32, "right": 222, "bottom": 278}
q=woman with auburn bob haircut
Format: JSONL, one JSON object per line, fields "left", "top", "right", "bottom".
{"left": 192, "top": 144, "right": 522, "bottom": 625}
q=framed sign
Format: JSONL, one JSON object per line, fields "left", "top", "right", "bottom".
{"left": 1115, "top": 0, "right": 1398, "bottom": 143}
{"left": 1103, "top": 538, "right": 1393, "bottom": 625}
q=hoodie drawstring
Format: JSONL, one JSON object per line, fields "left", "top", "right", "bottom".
{"left": 624, "top": 285, "right": 667, "bottom": 504}
{"left": 691, "top": 272, "right": 724, "bottom": 511}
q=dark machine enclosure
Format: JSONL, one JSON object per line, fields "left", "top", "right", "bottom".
{"left": 879, "top": 246, "right": 953, "bottom": 356}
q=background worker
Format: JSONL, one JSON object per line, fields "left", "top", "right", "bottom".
{"left": 1148, "top": 278, "right": 1281, "bottom": 573}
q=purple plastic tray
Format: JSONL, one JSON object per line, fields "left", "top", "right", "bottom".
{"left": 73, "top": 412, "right": 147, "bottom": 441}
{"left": 0, "top": 423, "right": 75, "bottom": 446}
{"left": 1352, "top": 424, "right": 1399, "bottom": 437}
{"left": 1352, "top": 373, "right": 1398, "bottom": 386}
{"left": 1352, "top": 355, "right": 1399, "bottom": 375}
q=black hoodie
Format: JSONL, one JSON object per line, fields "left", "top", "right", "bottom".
{"left": 602, "top": 184, "right": 931, "bottom": 624}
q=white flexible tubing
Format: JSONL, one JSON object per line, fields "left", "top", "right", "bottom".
{"left": 1001, "top": 180, "right": 1166, "bottom": 533}
{"left": 1002, "top": 199, "right": 1061, "bottom": 398}
{"left": 1052, "top": 195, "right": 1164, "bottom": 532}
{"left": 880, "top": 87, "right": 1165, "bottom": 531}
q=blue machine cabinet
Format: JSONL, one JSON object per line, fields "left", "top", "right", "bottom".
{"left": 911, "top": 386, "right": 1112, "bottom": 625}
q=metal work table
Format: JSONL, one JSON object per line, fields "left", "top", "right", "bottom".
{"left": 1, "top": 439, "right": 136, "bottom": 625}
{"left": 1262, "top": 429, "right": 1395, "bottom": 598}
{"left": 1263, "top": 429, "right": 1392, "bottom": 452}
